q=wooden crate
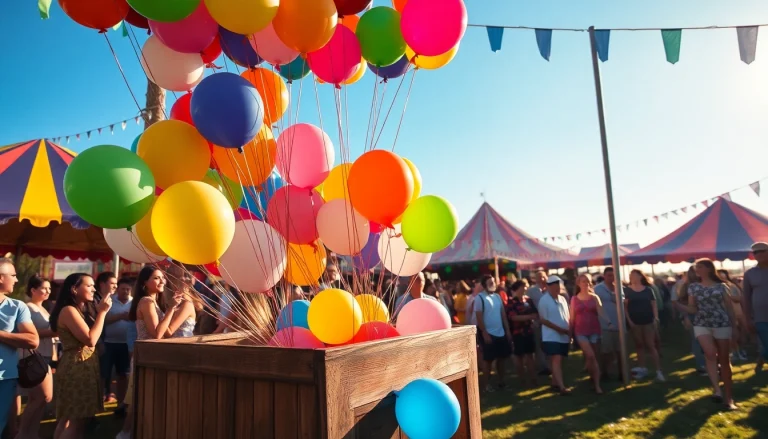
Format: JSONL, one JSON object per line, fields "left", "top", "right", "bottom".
{"left": 133, "top": 325, "right": 481, "bottom": 439}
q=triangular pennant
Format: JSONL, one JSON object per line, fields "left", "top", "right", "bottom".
{"left": 112, "top": 21, "right": 122, "bottom": 32}
{"left": 692, "top": 203, "right": 698, "bottom": 209}
{"left": 672, "top": 210, "right": 678, "bottom": 215}
{"left": 66, "top": 136, "right": 70, "bottom": 144}
{"left": 602, "top": 229, "right": 607, "bottom": 234}
{"left": 566, "top": 235, "right": 571, "bottom": 241}
{"left": 86, "top": 131, "right": 91, "bottom": 139}
{"left": 76, "top": 134, "right": 80, "bottom": 140}
{"left": 135, "top": 117, "right": 141, "bottom": 125}
{"left": 626, "top": 224, "right": 631, "bottom": 230}
{"left": 595, "top": 30, "right": 610, "bottom": 62}
{"left": 110, "top": 124, "right": 115, "bottom": 134}
{"left": 643, "top": 219, "right": 648, "bottom": 226}
{"left": 721, "top": 193, "right": 732, "bottom": 202}
{"left": 702, "top": 200, "right": 709, "bottom": 208}
{"left": 98, "top": 127, "right": 102, "bottom": 135}
{"left": 750, "top": 181, "right": 761, "bottom": 196}
{"left": 486, "top": 27, "right": 504, "bottom": 52}
{"left": 653, "top": 216, "right": 659, "bottom": 223}
{"left": 543, "top": 237, "right": 548, "bottom": 242}
{"left": 681, "top": 207, "right": 688, "bottom": 213}
{"left": 535, "top": 29, "right": 552, "bottom": 61}
{"left": 38, "top": 0, "right": 51, "bottom": 19}
{"left": 617, "top": 225, "right": 623, "bottom": 232}
{"left": 737, "top": 26, "right": 758, "bottom": 65}
{"left": 587, "top": 231, "right": 592, "bottom": 237}
{"left": 661, "top": 29, "right": 682, "bottom": 64}
{"left": 122, "top": 22, "right": 129, "bottom": 37}
{"left": 661, "top": 213, "right": 668, "bottom": 220}
{"left": 121, "top": 121, "right": 127, "bottom": 130}
{"left": 576, "top": 233, "right": 582, "bottom": 240}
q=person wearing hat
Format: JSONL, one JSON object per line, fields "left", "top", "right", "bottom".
{"left": 743, "top": 242, "right": 768, "bottom": 372}
{"left": 537, "top": 275, "right": 571, "bottom": 395}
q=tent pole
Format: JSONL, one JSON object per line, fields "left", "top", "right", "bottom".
{"left": 588, "top": 26, "right": 630, "bottom": 387}
{"left": 113, "top": 252, "right": 120, "bottom": 276}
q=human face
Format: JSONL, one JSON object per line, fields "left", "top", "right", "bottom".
{"left": 145, "top": 270, "right": 166, "bottom": 294}
{"left": 546, "top": 282, "right": 560, "bottom": 296}
{"left": 31, "top": 281, "right": 51, "bottom": 303}
{"left": 536, "top": 272, "right": 547, "bottom": 287}
{"left": 577, "top": 275, "right": 592, "bottom": 293}
{"left": 0, "top": 263, "right": 17, "bottom": 294}
{"left": 74, "top": 276, "right": 96, "bottom": 303}
{"left": 411, "top": 273, "right": 424, "bottom": 293}
{"left": 326, "top": 266, "right": 340, "bottom": 282}
{"left": 117, "top": 283, "right": 132, "bottom": 300}
{"left": 100, "top": 277, "right": 117, "bottom": 296}
{"left": 754, "top": 249, "right": 768, "bottom": 265}
{"left": 484, "top": 277, "right": 497, "bottom": 293}
{"left": 694, "top": 263, "right": 710, "bottom": 280}
{"left": 629, "top": 271, "right": 643, "bottom": 285}
{"left": 604, "top": 270, "right": 615, "bottom": 285}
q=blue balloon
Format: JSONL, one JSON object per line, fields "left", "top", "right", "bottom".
{"left": 219, "top": 27, "right": 264, "bottom": 68}
{"left": 395, "top": 378, "right": 460, "bottom": 439}
{"left": 353, "top": 232, "right": 380, "bottom": 271}
{"left": 276, "top": 300, "right": 310, "bottom": 330}
{"left": 191, "top": 72, "right": 264, "bottom": 148}
{"left": 240, "top": 170, "right": 285, "bottom": 219}
{"left": 130, "top": 134, "right": 141, "bottom": 154}
{"left": 368, "top": 56, "right": 409, "bottom": 80}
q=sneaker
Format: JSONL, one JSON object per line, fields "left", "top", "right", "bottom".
{"left": 656, "top": 370, "right": 666, "bottom": 382}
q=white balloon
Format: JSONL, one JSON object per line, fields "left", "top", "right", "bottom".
{"left": 316, "top": 199, "right": 369, "bottom": 256}
{"left": 140, "top": 35, "right": 205, "bottom": 92}
{"left": 219, "top": 219, "right": 287, "bottom": 293}
{"left": 103, "top": 228, "right": 164, "bottom": 264}
{"left": 377, "top": 224, "right": 431, "bottom": 276}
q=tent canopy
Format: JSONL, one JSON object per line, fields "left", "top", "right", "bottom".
{"left": 573, "top": 243, "right": 637, "bottom": 268}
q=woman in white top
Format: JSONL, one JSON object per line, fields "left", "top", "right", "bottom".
{"left": 163, "top": 263, "right": 198, "bottom": 338}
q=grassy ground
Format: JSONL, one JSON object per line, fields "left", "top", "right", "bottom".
{"left": 35, "top": 325, "right": 768, "bottom": 438}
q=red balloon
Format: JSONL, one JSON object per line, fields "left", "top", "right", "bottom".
{"left": 125, "top": 7, "right": 149, "bottom": 29}
{"left": 170, "top": 93, "right": 194, "bottom": 126}
{"left": 58, "top": 0, "right": 129, "bottom": 31}
{"left": 333, "top": 0, "right": 372, "bottom": 16}
{"left": 369, "top": 222, "right": 384, "bottom": 234}
{"left": 266, "top": 186, "right": 325, "bottom": 245}
{"left": 351, "top": 321, "right": 399, "bottom": 343}
{"left": 201, "top": 36, "right": 223, "bottom": 64}
{"left": 204, "top": 263, "right": 221, "bottom": 277}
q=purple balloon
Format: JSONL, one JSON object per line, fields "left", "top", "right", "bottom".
{"left": 219, "top": 27, "right": 264, "bottom": 68}
{"left": 353, "top": 232, "right": 381, "bottom": 271}
{"left": 367, "top": 56, "right": 409, "bottom": 80}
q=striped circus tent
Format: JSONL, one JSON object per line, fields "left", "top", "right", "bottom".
{"left": 627, "top": 198, "right": 768, "bottom": 264}
{"left": 572, "top": 243, "right": 638, "bottom": 268}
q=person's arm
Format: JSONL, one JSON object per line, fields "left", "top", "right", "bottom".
{"left": 59, "top": 306, "right": 106, "bottom": 348}
{"left": 37, "top": 328, "right": 57, "bottom": 338}
{"left": 139, "top": 298, "right": 179, "bottom": 340}
{"left": 0, "top": 303, "right": 39, "bottom": 350}
{"left": 742, "top": 275, "right": 754, "bottom": 327}
{"left": 594, "top": 295, "right": 613, "bottom": 329}
{"left": 500, "top": 302, "right": 512, "bottom": 341}
{"left": 474, "top": 297, "right": 491, "bottom": 343}
{"left": 569, "top": 296, "right": 576, "bottom": 332}
{"left": 105, "top": 309, "right": 128, "bottom": 324}
{"left": 538, "top": 299, "right": 568, "bottom": 334}
{"left": 650, "top": 290, "right": 659, "bottom": 325}
{"left": 624, "top": 296, "right": 636, "bottom": 327}
{"left": 165, "top": 301, "right": 195, "bottom": 336}
{"left": 722, "top": 288, "right": 737, "bottom": 333}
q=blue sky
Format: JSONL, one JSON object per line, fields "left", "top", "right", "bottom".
{"left": 3, "top": 0, "right": 768, "bottom": 251}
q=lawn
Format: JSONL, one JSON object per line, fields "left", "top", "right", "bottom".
{"left": 36, "top": 325, "right": 768, "bottom": 438}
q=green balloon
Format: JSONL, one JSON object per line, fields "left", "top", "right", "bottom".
{"left": 64, "top": 145, "right": 155, "bottom": 229}
{"left": 127, "top": 0, "right": 200, "bottom": 23}
{"left": 203, "top": 169, "right": 243, "bottom": 209}
{"left": 279, "top": 57, "right": 310, "bottom": 82}
{"left": 401, "top": 195, "right": 459, "bottom": 253}
{"left": 356, "top": 7, "right": 406, "bottom": 67}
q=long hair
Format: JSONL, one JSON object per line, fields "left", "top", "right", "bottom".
{"left": 50, "top": 273, "right": 91, "bottom": 331}
{"left": 678, "top": 266, "right": 699, "bottom": 304}
{"left": 129, "top": 265, "right": 160, "bottom": 322}
{"left": 694, "top": 259, "right": 724, "bottom": 284}
{"left": 573, "top": 273, "right": 594, "bottom": 296}
{"left": 26, "top": 274, "right": 49, "bottom": 298}
{"left": 629, "top": 269, "right": 651, "bottom": 287}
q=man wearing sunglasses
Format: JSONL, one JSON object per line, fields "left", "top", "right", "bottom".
{"left": 743, "top": 242, "right": 768, "bottom": 372}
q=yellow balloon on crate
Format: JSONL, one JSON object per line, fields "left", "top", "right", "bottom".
{"left": 204, "top": 0, "right": 279, "bottom": 35}
{"left": 284, "top": 242, "right": 327, "bottom": 287}
{"left": 355, "top": 294, "right": 389, "bottom": 323}
{"left": 151, "top": 181, "right": 236, "bottom": 265}
{"left": 391, "top": 158, "right": 421, "bottom": 224}
{"left": 308, "top": 288, "right": 363, "bottom": 344}
{"left": 405, "top": 44, "right": 459, "bottom": 70}
{"left": 322, "top": 163, "right": 352, "bottom": 201}
{"left": 211, "top": 124, "right": 276, "bottom": 188}
{"left": 135, "top": 202, "right": 166, "bottom": 257}
{"left": 136, "top": 120, "right": 210, "bottom": 189}
{"left": 342, "top": 59, "right": 366, "bottom": 85}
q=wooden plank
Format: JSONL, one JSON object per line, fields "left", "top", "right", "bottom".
{"left": 188, "top": 373, "right": 204, "bottom": 439}
{"left": 447, "top": 378, "right": 469, "bottom": 439}
{"left": 234, "top": 378, "right": 254, "bottom": 439}
{"left": 253, "top": 380, "right": 274, "bottom": 437}
{"left": 217, "top": 377, "right": 235, "bottom": 439}
{"left": 313, "top": 350, "right": 330, "bottom": 439}
{"left": 153, "top": 369, "right": 167, "bottom": 439}
{"left": 165, "top": 371, "right": 180, "bottom": 439}
{"left": 462, "top": 331, "right": 482, "bottom": 437}
{"left": 202, "top": 374, "right": 219, "bottom": 439}
{"left": 274, "top": 382, "right": 298, "bottom": 438}
{"left": 297, "top": 384, "right": 318, "bottom": 438}
{"left": 140, "top": 368, "right": 154, "bottom": 439}
{"left": 177, "top": 372, "right": 193, "bottom": 439}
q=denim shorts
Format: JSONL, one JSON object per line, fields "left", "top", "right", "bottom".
{"left": 575, "top": 334, "right": 600, "bottom": 344}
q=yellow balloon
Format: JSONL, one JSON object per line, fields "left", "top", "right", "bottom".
{"left": 308, "top": 288, "right": 363, "bottom": 344}
{"left": 355, "top": 294, "right": 389, "bottom": 323}
{"left": 204, "top": 0, "right": 279, "bottom": 35}
{"left": 322, "top": 163, "right": 352, "bottom": 201}
{"left": 135, "top": 201, "right": 166, "bottom": 257}
{"left": 392, "top": 158, "right": 422, "bottom": 224}
{"left": 342, "top": 59, "right": 366, "bottom": 85}
{"left": 284, "top": 242, "right": 327, "bottom": 287}
{"left": 137, "top": 120, "right": 210, "bottom": 190}
{"left": 406, "top": 44, "right": 459, "bottom": 70}
{"left": 314, "top": 182, "right": 325, "bottom": 200}
{"left": 151, "top": 181, "right": 235, "bottom": 265}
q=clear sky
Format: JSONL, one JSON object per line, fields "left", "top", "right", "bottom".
{"left": 3, "top": 0, "right": 768, "bottom": 252}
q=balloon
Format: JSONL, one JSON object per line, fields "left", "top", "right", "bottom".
{"left": 129, "top": 134, "right": 141, "bottom": 154}
{"left": 240, "top": 170, "right": 284, "bottom": 219}
{"left": 140, "top": 35, "right": 205, "bottom": 92}
{"left": 136, "top": 120, "right": 211, "bottom": 189}
{"left": 355, "top": 294, "right": 389, "bottom": 323}
{"left": 406, "top": 44, "right": 458, "bottom": 70}
{"left": 322, "top": 163, "right": 352, "bottom": 201}
{"left": 357, "top": 7, "right": 406, "bottom": 67}
{"left": 219, "top": 27, "right": 264, "bottom": 68}
{"left": 268, "top": 326, "right": 324, "bottom": 348}
{"left": 211, "top": 124, "right": 276, "bottom": 189}
{"left": 128, "top": 0, "right": 198, "bottom": 22}
{"left": 307, "top": 288, "right": 362, "bottom": 344}
{"left": 307, "top": 26, "right": 361, "bottom": 85}
{"left": 284, "top": 242, "right": 327, "bottom": 287}
{"left": 348, "top": 150, "right": 413, "bottom": 226}
{"left": 149, "top": 4, "right": 217, "bottom": 54}
{"left": 204, "top": 262, "right": 221, "bottom": 277}
{"left": 276, "top": 300, "right": 310, "bottom": 330}
{"left": 103, "top": 228, "right": 164, "bottom": 264}
{"left": 58, "top": 0, "right": 129, "bottom": 31}
{"left": 204, "top": 0, "right": 278, "bottom": 35}
{"left": 392, "top": 0, "right": 407, "bottom": 12}
{"left": 267, "top": 186, "right": 324, "bottom": 244}
{"left": 125, "top": 7, "right": 149, "bottom": 29}
{"left": 343, "top": 59, "right": 366, "bottom": 85}
{"left": 249, "top": 23, "right": 299, "bottom": 66}
{"left": 219, "top": 219, "right": 287, "bottom": 293}
{"left": 272, "top": 0, "right": 338, "bottom": 53}
{"left": 352, "top": 232, "right": 380, "bottom": 271}
{"left": 395, "top": 298, "right": 450, "bottom": 336}
{"left": 351, "top": 321, "right": 399, "bottom": 343}
{"left": 135, "top": 203, "right": 166, "bottom": 256}
{"left": 369, "top": 222, "right": 384, "bottom": 234}
{"left": 191, "top": 72, "right": 265, "bottom": 148}
{"left": 201, "top": 36, "right": 222, "bottom": 64}
{"left": 64, "top": 145, "right": 155, "bottom": 229}
{"left": 340, "top": 14, "right": 360, "bottom": 33}
{"left": 241, "top": 69, "right": 289, "bottom": 125}
{"left": 316, "top": 199, "right": 369, "bottom": 255}
{"left": 400, "top": 0, "right": 467, "bottom": 56}
{"left": 278, "top": 57, "right": 311, "bottom": 81}
{"left": 151, "top": 181, "right": 236, "bottom": 265}
{"left": 378, "top": 224, "right": 431, "bottom": 276}
{"left": 234, "top": 207, "right": 260, "bottom": 221}
{"left": 395, "top": 378, "right": 460, "bottom": 439}
{"left": 401, "top": 195, "right": 458, "bottom": 253}
{"left": 203, "top": 169, "right": 244, "bottom": 209}
{"left": 402, "top": 157, "right": 421, "bottom": 201}
{"left": 170, "top": 93, "right": 194, "bottom": 126}
{"left": 368, "top": 55, "right": 409, "bottom": 80}
{"left": 334, "top": 0, "right": 370, "bottom": 16}
{"left": 276, "top": 124, "right": 334, "bottom": 189}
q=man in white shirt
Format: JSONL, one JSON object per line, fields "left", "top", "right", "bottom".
{"left": 538, "top": 275, "right": 571, "bottom": 395}
{"left": 526, "top": 271, "right": 550, "bottom": 374}
{"left": 474, "top": 275, "right": 512, "bottom": 392}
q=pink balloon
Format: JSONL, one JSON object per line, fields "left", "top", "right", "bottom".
{"left": 395, "top": 298, "right": 451, "bottom": 336}
{"left": 276, "top": 124, "right": 335, "bottom": 189}
{"left": 307, "top": 26, "right": 362, "bottom": 85}
{"left": 248, "top": 23, "right": 300, "bottom": 66}
{"left": 266, "top": 186, "right": 325, "bottom": 244}
{"left": 268, "top": 327, "right": 325, "bottom": 348}
{"left": 148, "top": 3, "right": 218, "bottom": 54}
{"left": 400, "top": 0, "right": 467, "bottom": 56}
{"left": 316, "top": 199, "right": 369, "bottom": 255}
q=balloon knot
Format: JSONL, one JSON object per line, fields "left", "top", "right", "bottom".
{"left": 310, "top": 242, "right": 319, "bottom": 252}
{"left": 237, "top": 147, "right": 244, "bottom": 154}
{"left": 409, "top": 55, "right": 418, "bottom": 64}
{"left": 334, "top": 84, "right": 342, "bottom": 90}
{"left": 126, "top": 226, "right": 132, "bottom": 232}
{"left": 205, "top": 62, "right": 222, "bottom": 70}
{"left": 287, "top": 79, "right": 293, "bottom": 85}
{"left": 147, "top": 29, "right": 152, "bottom": 35}
{"left": 98, "top": 29, "right": 107, "bottom": 34}
{"left": 395, "top": 234, "right": 403, "bottom": 239}
{"left": 380, "top": 79, "right": 388, "bottom": 84}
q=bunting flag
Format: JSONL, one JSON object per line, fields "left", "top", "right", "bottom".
{"left": 486, "top": 27, "right": 504, "bottom": 52}
{"left": 721, "top": 192, "right": 732, "bottom": 202}
{"left": 595, "top": 30, "right": 610, "bottom": 62}
{"left": 44, "top": 113, "right": 145, "bottom": 144}
{"left": 692, "top": 203, "right": 698, "bottom": 209}
{"left": 654, "top": 216, "right": 659, "bottom": 223}
{"left": 681, "top": 207, "right": 688, "bottom": 213}
{"left": 643, "top": 219, "right": 648, "bottom": 226}
{"left": 751, "top": 181, "right": 761, "bottom": 196}
{"left": 535, "top": 29, "right": 553, "bottom": 61}
{"left": 672, "top": 210, "right": 678, "bottom": 215}
{"left": 702, "top": 200, "right": 710, "bottom": 208}
{"left": 38, "top": 0, "right": 51, "bottom": 19}
{"left": 661, "top": 212, "right": 669, "bottom": 219}
{"left": 661, "top": 29, "right": 682, "bottom": 64}
{"left": 737, "top": 26, "right": 758, "bottom": 64}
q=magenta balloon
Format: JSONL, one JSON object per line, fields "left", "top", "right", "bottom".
{"left": 249, "top": 23, "right": 300, "bottom": 66}
{"left": 266, "top": 186, "right": 325, "bottom": 245}
{"left": 148, "top": 3, "right": 218, "bottom": 54}
{"left": 276, "top": 123, "right": 335, "bottom": 189}
{"left": 400, "top": 0, "right": 467, "bottom": 56}
{"left": 307, "top": 26, "right": 362, "bottom": 85}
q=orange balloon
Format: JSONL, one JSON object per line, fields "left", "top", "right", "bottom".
{"left": 348, "top": 150, "right": 414, "bottom": 227}
{"left": 340, "top": 14, "right": 359, "bottom": 33}
{"left": 392, "top": 0, "right": 408, "bottom": 12}
{"left": 212, "top": 125, "right": 276, "bottom": 187}
{"left": 241, "top": 68, "right": 289, "bottom": 125}
{"left": 272, "top": 0, "right": 338, "bottom": 53}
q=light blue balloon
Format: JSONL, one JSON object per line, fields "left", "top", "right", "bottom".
{"left": 276, "top": 300, "right": 310, "bottom": 330}
{"left": 395, "top": 378, "right": 460, "bottom": 439}
{"left": 130, "top": 134, "right": 142, "bottom": 153}
{"left": 240, "top": 170, "right": 285, "bottom": 220}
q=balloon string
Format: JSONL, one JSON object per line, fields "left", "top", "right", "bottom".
{"left": 389, "top": 69, "right": 418, "bottom": 153}
{"left": 103, "top": 32, "right": 143, "bottom": 114}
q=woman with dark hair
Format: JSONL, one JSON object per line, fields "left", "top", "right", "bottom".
{"left": 624, "top": 269, "right": 664, "bottom": 382}
{"left": 50, "top": 273, "right": 112, "bottom": 439}
{"left": 505, "top": 280, "right": 538, "bottom": 387}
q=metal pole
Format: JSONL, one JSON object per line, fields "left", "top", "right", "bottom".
{"left": 113, "top": 251, "right": 120, "bottom": 276}
{"left": 588, "top": 26, "right": 630, "bottom": 386}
